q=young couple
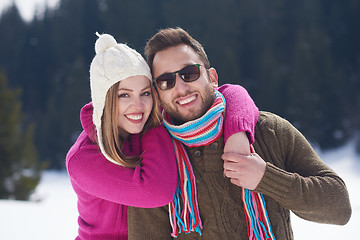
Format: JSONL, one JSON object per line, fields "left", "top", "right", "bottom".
{"left": 66, "top": 28, "right": 351, "bottom": 240}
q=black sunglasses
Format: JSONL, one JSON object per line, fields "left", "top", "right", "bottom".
{"left": 153, "top": 64, "right": 204, "bottom": 91}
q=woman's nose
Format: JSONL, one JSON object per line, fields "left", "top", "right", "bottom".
{"left": 131, "top": 96, "right": 143, "bottom": 109}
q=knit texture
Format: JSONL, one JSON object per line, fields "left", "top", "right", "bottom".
{"left": 66, "top": 102, "right": 178, "bottom": 239}
{"left": 127, "top": 111, "right": 352, "bottom": 240}
{"left": 220, "top": 84, "right": 258, "bottom": 144}
{"left": 164, "top": 91, "right": 274, "bottom": 239}
{"left": 89, "top": 33, "right": 152, "bottom": 165}
{"left": 164, "top": 90, "right": 226, "bottom": 237}
{"left": 242, "top": 147, "right": 275, "bottom": 240}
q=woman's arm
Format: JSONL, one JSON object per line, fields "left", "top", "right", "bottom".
{"left": 217, "top": 84, "right": 259, "bottom": 155}
{"left": 66, "top": 124, "right": 177, "bottom": 208}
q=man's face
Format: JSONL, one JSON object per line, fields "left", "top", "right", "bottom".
{"left": 152, "top": 44, "right": 218, "bottom": 124}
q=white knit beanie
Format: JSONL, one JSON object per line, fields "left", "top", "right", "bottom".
{"left": 90, "top": 32, "right": 152, "bottom": 165}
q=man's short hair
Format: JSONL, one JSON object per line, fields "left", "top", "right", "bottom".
{"left": 145, "top": 27, "right": 210, "bottom": 74}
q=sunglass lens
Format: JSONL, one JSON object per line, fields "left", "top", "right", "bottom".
{"left": 179, "top": 65, "right": 200, "bottom": 82}
{"left": 156, "top": 74, "right": 176, "bottom": 90}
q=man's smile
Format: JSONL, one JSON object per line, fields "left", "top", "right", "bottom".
{"left": 176, "top": 94, "right": 197, "bottom": 106}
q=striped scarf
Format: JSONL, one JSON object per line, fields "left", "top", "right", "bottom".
{"left": 163, "top": 90, "right": 275, "bottom": 239}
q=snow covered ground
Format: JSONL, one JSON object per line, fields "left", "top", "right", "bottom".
{"left": 0, "top": 142, "right": 358, "bottom": 239}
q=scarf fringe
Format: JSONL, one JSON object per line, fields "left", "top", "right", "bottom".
{"left": 165, "top": 90, "right": 275, "bottom": 239}
{"left": 169, "top": 139, "right": 203, "bottom": 237}
{"left": 242, "top": 188, "right": 275, "bottom": 240}
{"left": 242, "top": 146, "right": 275, "bottom": 240}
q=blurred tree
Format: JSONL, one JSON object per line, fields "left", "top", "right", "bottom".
{"left": 0, "top": 72, "right": 41, "bottom": 200}
{"left": 99, "top": 0, "right": 157, "bottom": 50}
{"left": 0, "top": 3, "right": 26, "bottom": 86}
{"left": 38, "top": 57, "right": 90, "bottom": 168}
{"left": 321, "top": 0, "right": 360, "bottom": 150}
{"left": 287, "top": 25, "right": 345, "bottom": 148}
{"left": 33, "top": 0, "right": 100, "bottom": 168}
{"left": 0, "top": 0, "right": 359, "bottom": 167}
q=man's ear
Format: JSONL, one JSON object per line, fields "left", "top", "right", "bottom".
{"left": 208, "top": 67, "right": 218, "bottom": 88}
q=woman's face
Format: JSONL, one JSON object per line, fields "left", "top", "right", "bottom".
{"left": 116, "top": 75, "right": 153, "bottom": 138}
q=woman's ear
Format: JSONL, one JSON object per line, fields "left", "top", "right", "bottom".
{"left": 208, "top": 67, "right": 218, "bottom": 88}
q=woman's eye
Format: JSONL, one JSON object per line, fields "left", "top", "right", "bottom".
{"left": 118, "top": 93, "right": 129, "bottom": 98}
{"left": 142, "top": 91, "right": 151, "bottom": 96}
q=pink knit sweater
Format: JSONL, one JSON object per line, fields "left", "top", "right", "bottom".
{"left": 66, "top": 84, "right": 258, "bottom": 239}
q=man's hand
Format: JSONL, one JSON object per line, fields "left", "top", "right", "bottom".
{"left": 222, "top": 150, "right": 266, "bottom": 190}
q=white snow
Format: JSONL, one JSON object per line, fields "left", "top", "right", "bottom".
{"left": 0, "top": 141, "right": 358, "bottom": 239}
{"left": 0, "top": 171, "right": 78, "bottom": 240}
{"left": 0, "top": 0, "right": 59, "bottom": 22}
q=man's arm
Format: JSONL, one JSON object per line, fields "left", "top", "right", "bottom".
{"left": 254, "top": 112, "right": 351, "bottom": 225}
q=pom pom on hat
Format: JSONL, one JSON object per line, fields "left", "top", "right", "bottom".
{"left": 94, "top": 32, "right": 117, "bottom": 54}
{"left": 89, "top": 32, "right": 152, "bottom": 166}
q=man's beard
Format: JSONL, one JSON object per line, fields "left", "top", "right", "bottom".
{"left": 160, "top": 84, "right": 215, "bottom": 125}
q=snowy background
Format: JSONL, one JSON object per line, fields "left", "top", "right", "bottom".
{"left": 0, "top": 141, "right": 358, "bottom": 239}
{"left": 0, "top": 1, "right": 358, "bottom": 239}
{"left": 0, "top": 0, "right": 59, "bottom": 22}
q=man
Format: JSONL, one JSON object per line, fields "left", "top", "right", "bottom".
{"left": 127, "top": 27, "right": 351, "bottom": 239}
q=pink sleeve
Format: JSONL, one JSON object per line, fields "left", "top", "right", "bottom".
{"left": 217, "top": 84, "right": 259, "bottom": 145}
{"left": 66, "top": 124, "right": 177, "bottom": 208}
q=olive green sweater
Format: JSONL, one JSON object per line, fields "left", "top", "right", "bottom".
{"left": 128, "top": 112, "right": 352, "bottom": 239}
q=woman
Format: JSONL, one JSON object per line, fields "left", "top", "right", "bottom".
{"left": 66, "top": 33, "right": 258, "bottom": 239}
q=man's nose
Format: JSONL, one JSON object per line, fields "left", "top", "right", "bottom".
{"left": 174, "top": 74, "right": 189, "bottom": 93}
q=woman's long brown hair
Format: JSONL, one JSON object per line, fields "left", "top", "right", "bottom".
{"left": 100, "top": 81, "right": 162, "bottom": 168}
